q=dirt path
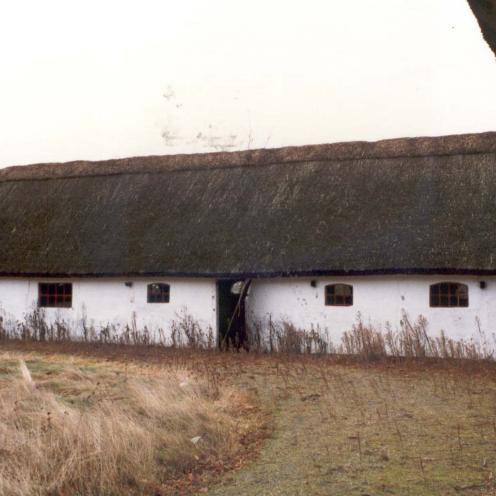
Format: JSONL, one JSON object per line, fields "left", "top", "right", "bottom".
{"left": 210, "top": 362, "right": 496, "bottom": 496}
{"left": 211, "top": 388, "right": 343, "bottom": 495}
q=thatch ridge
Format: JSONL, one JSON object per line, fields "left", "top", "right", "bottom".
{"left": 1, "top": 131, "right": 495, "bottom": 183}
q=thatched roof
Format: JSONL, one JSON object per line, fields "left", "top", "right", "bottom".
{"left": 467, "top": 0, "right": 496, "bottom": 57}
{"left": 1, "top": 132, "right": 496, "bottom": 278}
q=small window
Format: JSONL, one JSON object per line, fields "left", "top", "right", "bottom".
{"left": 38, "top": 283, "right": 72, "bottom": 308}
{"left": 325, "top": 284, "right": 353, "bottom": 306}
{"left": 147, "top": 283, "right": 170, "bottom": 303}
{"left": 430, "top": 282, "right": 468, "bottom": 307}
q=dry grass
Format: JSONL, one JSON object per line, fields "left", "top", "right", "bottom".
{"left": 0, "top": 350, "right": 260, "bottom": 496}
{"left": 2, "top": 341, "right": 496, "bottom": 495}
{"left": 210, "top": 354, "right": 496, "bottom": 495}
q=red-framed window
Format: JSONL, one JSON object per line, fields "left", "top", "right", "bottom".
{"left": 147, "top": 283, "right": 170, "bottom": 303}
{"left": 430, "top": 282, "right": 468, "bottom": 307}
{"left": 325, "top": 284, "right": 353, "bottom": 306}
{"left": 38, "top": 283, "right": 72, "bottom": 308}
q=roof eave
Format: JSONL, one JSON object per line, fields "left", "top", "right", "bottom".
{"left": 1, "top": 268, "right": 496, "bottom": 279}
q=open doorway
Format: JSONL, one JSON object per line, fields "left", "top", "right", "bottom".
{"left": 217, "top": 279, "right": 251, "bottom": 350}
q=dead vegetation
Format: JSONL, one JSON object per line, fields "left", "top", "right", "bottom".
{"left": 212, "top": 354, "right": 496, "bottom": 496}
{"left": 248, "top": 311, "right": 495, "bottom": 361}
{"left": 1, "top": 311, "right": 496, "bottom": 494}
{"left": 1, "top": 341, "right": 496, "bottom": 495}
{"left": 0, "top": 350, "right": 261, "bottom": 496}
{"left": 2, "top": 309, "right": 494, "bottom": 363}
{"left": 339, "top": 312, "right": 494, "bottom": 361}
{"left": 0, "top": 308, "right": 215, "bottom": 349}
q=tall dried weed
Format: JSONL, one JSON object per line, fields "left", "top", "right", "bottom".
{"left": 0, "top": 356, "right": 249, "bottom": 495}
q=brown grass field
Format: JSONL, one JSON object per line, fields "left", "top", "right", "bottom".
{"left": 1, "top": 341, "right": 496, "bottom": 495}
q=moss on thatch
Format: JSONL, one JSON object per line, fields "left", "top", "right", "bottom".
{"left": 0, "top": 132, "right": 495, "bottom": 278}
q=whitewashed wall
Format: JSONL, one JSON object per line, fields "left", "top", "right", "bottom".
{"left": 1, "top": 275, "right": 495, "bottom": 348}
{"left": 245, "top": 275, "right": 496, "bottom": 345}
{"left": 0, "top": 278, "right": 217, "bottom": 344}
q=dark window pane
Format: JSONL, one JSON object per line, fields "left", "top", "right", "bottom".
{"left": 147, "top": 283, "right": 170, "bottom": 303}
{"left": 430, "top": 283, "right": 469, "bottom": 308}
{"left": 325, "top": 284, "right": 353, "bottom": 306}
{"left": 38, "top": 283, "right": 72, "bottom": 308}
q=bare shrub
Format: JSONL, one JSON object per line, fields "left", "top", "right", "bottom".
{"left": 98, "top": 322, "right": 118, "bottom": 343}
{"left": 2, "top": 304, "right": 494, "bottom": 362}
{"left": 8, "top": 308, "right": 72, "bottom": 342}
{"left": 170, "top": 309, "right": 214, "bottom": 349}
{"left": 273, "top": 320, "right": 306, "bottom": 353}
{"left": 248, "top": 312, "right": 494, "bottom": 361}
{"left": 397, "top": 313, "right": 433, "bottom": 357}
{"left": 0, "top": 316, "right": 5, "bottom": 340}
{"left": 340, "top": 313, "right": 386, "bottom": 360}
{"left": 248, "top": 318, "right": 330, "bottom": 354}
{"left": 1, "top": 307, "right": 216, "bottom": 350}
{"left": 340, "top": 311, "right": 495, "bottom": 361}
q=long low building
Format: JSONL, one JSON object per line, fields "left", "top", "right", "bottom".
{"left": 0, "top": 131, "right": 495, "bottom": 349}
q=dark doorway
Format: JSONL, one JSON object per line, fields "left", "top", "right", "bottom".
{"left": 217, "top": 279, "right": 251, "bottom": 349}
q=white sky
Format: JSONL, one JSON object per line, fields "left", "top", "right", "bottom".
{"left": 0, "top": 0, "right": 495, "bottom": 167}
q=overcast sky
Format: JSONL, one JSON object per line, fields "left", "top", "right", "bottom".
{"left": 0, "top": 0, "right": 495, "bottom": 168}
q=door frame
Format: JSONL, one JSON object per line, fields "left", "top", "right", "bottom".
{"left": 216, "top": 278, "right": 251, "bottom": 349}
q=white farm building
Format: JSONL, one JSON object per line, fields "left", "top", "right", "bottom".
{"left": 0, "top": 131, "right": 495, "bottom": 350}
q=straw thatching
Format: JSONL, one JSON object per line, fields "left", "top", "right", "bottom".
{"left": 0, "top": 132, "right": 495, "bottom": 278}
